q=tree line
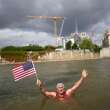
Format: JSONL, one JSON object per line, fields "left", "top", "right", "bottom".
{"left": 0, "top": 38, "right": 102, "bottom": 62}
{"left": 66, "top": 38, "right": 102, "bottom": 53}
{"left": 0, "top": 45, "right": 56, "bottom": 62}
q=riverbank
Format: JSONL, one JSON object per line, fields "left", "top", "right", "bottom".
{"left": 37, "top": 50, "right": 100, "bottom": 62}
{"left": 0, "top": 50, "right": 101, "bottom": 64}
{"left": 0, "top": 57, "right": 102, "bottom": 65}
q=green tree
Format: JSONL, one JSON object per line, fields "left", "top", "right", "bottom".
{"left": 72, "top": 43, "right": 79, "bottom": 50}
{"left": 0, "top": 45, "right": 47, "bottom": 62}
{"left": 1, "top": 51, "right": 27, "bottom": 62}
{"left": 57, "top": 45, "right": 63, "bottom": 48}
{"left": 66, "top": 40, "right": 72, "bottom": 50}
{"left": 21, "top": 45, "right": 44, "bottom": 51}
{"left": 93, "top": 44, "right": 102, "bottom": 53}
{"left": 44, "top": 45, "right": 56, "bottom": 52}
{"left": 79, "top": 38, "right": 93, "bottom": 51}
{"left": 1, "top": 46, "right": 22, "bottom": 51}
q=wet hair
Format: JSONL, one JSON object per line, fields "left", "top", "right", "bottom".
{"left": 56, "top": 83, "right": 64, "bottom": 88}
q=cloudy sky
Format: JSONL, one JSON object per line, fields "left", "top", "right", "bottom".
{"left": 0, "top": 0, "right": 110, "bottom": 47}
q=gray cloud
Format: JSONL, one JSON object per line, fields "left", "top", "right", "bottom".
{"left": 0, "top": 0, "right": 110, "bottom": 31}
{"left": 0, "top": 29, "right": 57, "bottom": 47}
{"left": 0, "top": 0, "right": 110, "bottom": 46}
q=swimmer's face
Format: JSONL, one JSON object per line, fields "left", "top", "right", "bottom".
{"left": 56, "top": 83, "right": 65, "bottom": 94}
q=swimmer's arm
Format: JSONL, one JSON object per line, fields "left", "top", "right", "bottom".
{"left": 66, "top": 76, "right": 84, "bottom": 95}
{"left": 43, "top": 91, "right": 56, "bottom": 98}
{"left": 36, "top": 79, "right": 56, "bottom": 98}
{"left": 39, "top": 86, "right": 56, "bottom": 97}
{"left": 66, "top": 69, "right": 88, "bottom": 95}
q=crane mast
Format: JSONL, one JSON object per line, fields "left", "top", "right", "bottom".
{"left": 28, "top": 16, "right": 64, "bottom": 46}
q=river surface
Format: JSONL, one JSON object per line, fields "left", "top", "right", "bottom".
{"left": 0, "top": 59, "right": 110, "bottom": 110}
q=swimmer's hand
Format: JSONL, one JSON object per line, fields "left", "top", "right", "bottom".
{"left": 81, "top": 69, "right": 88, "bottom": 78}
{"left": 36, "top": 79, "right": 43, "bottom": 88}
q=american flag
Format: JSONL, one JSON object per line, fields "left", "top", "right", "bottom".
{"left": 12, "top": 61, "right": 37, "bottom": 81}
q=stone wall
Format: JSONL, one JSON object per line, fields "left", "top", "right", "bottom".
{"left": 38, "top": 50, "right": 100, "bottom": 61}
{"left": 100, "top": 48, "right": 110, "bottom": 58}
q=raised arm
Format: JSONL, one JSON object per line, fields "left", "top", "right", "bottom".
{"left": 36, "top": 79, "right": 56, "bottom": 98}
{"left": 66, "top": 69, "right": 88, "bottom": 96}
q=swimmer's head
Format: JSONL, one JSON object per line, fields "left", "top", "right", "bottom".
{"left": 56, "top": 83, "right": 65, "bottom": 94}
{"left": 56, "top": 83, "right": 64, "bottom": 89}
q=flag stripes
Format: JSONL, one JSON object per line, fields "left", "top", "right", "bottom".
{"left": 12, "top": 61, "right": 36, "bottom": 81}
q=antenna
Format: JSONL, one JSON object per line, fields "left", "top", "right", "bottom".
{"left": 59, "top": 18, "right": 65, "bottom": 36}
{"left": 75, "top": 18, "right": 78, "bottom": 34}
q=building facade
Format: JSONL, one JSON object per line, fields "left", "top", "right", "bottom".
{"left": 62, "top": 32, "right": 90, "bottom": 49}
{"left": 103, "top": 29, "right": 110, "bottom": 47}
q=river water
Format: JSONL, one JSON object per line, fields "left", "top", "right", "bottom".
{"left": 0, "top": 59, "right": 110, "bottom": 110}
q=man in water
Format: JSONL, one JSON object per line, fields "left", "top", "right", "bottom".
{"left": 36, "top": 69, "right": 88, "bottom": 101}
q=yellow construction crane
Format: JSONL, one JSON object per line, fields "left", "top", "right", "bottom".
{"left": 28, "top": 16, "right": 64, "bottom": 36}
{"left": 28, "top": 16, "right": 64, "bottom": 46}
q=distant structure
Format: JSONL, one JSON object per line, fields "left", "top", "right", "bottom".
{"left": 28, "top": 16, "right": 64, "bottom": 46}
{"left": 103, "top": 29, "right": 110, "bottom": 47}
{"left": 100, "top": 29, "right": 110, "bottom": 58}
{"left": 0, "top": 56, "right": 1, "bottom": 63}
{"left": 62, "top": 20, "right": 90, "bottom": 49}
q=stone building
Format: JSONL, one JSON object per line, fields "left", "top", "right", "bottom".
{"left": 62, "top": 32, "right": 90, "bottom": 49}
{"left": 100, "top": 29, "right": 110, "bottom": 58}
{"left": 103, "top": 29, "right": 110, "bottom": 47}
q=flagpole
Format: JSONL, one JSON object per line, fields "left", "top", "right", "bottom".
{"left": 31, "top": 60, "right": 39, "bottom": 80}
{"left": 28, "top": 51, "right": 39, "bottom": 80}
